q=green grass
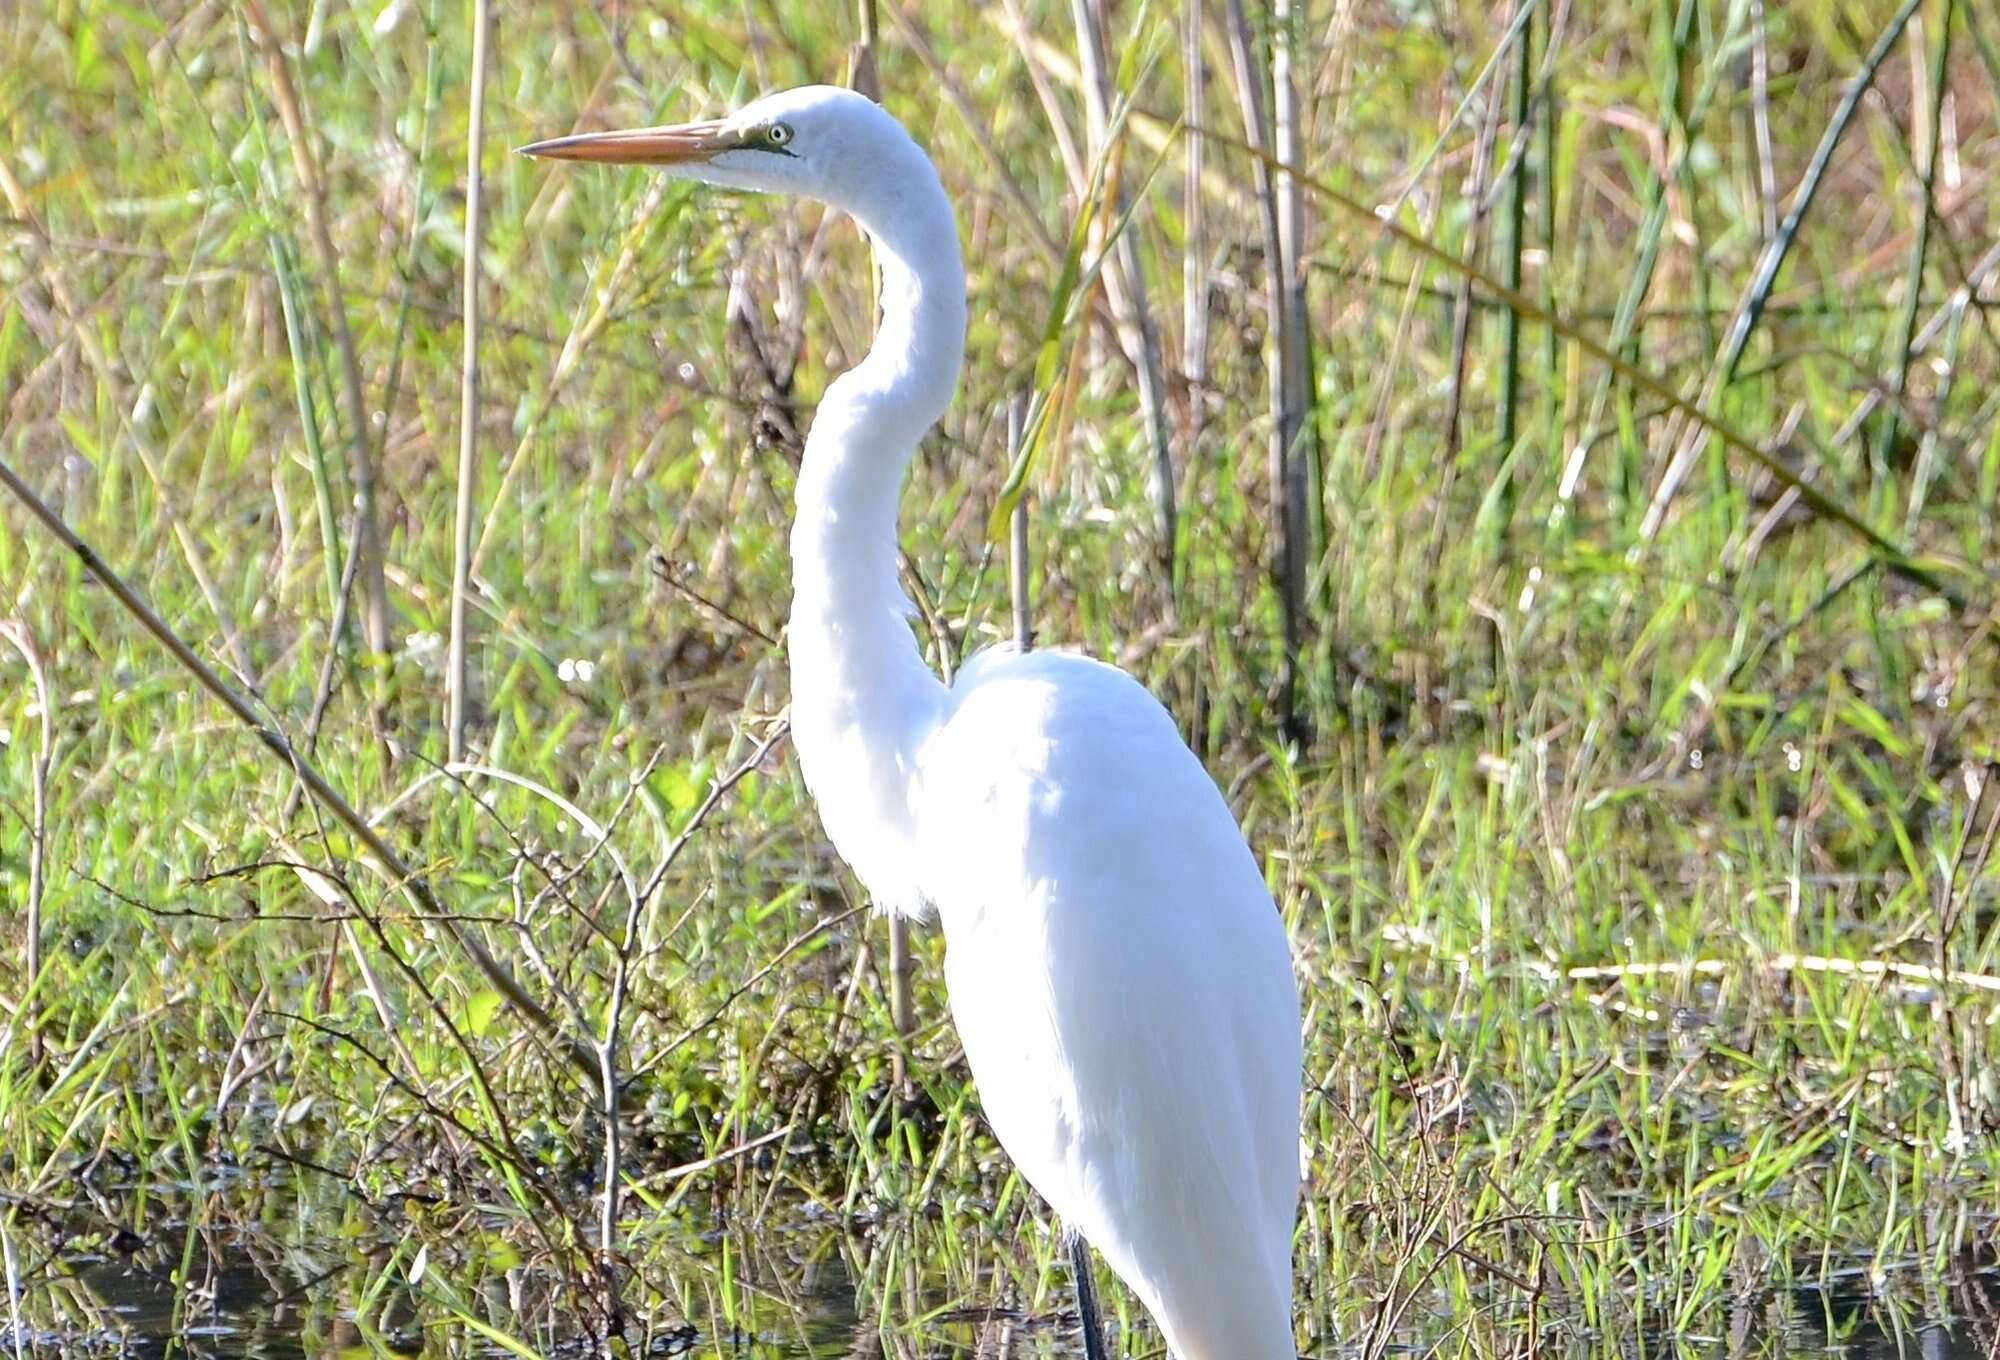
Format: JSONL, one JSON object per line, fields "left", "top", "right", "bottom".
{"left": 2, "top": 1, "right": 1998, "bottom": 1356}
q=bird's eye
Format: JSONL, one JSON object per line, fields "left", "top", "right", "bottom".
{"left": 766, "top": 122, "right": 794, "bottom": 147}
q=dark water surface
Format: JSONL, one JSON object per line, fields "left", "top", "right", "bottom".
{"left": 12, "top": 1233, "right": 1996, "bottom": 1360}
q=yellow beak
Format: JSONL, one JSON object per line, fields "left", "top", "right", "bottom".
{"left": 516, "top": 119, "right": 736, "bottom": 166}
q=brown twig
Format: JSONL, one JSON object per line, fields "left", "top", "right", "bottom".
{"left": 647, "top": 553, "right": 781, "bottom": 647}
{"left": 1008, "top": 396, "right": 1033, "bottom": 652}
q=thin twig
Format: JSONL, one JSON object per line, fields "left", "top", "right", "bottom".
{"left": 647, "top": 551, "right": 781, "bottom": 646}
{"left": 266, "top": 1010, "right": 570, "bottom": 1218}
{"left": 635, "top": 1124, "right": 794, "bottom": 1187}
{"left": 651, "top": 903, "right": 869, "bottom": 1067}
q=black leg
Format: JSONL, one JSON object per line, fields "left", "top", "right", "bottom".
{"left": 1069, "top": 1231, "right": 1108, "bottom": 1360}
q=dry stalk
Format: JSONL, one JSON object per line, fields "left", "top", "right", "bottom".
{"left": 1182, "top": 0, "right": 1210, "bottom": 450}
{"left": 1750, "top": 0, "right": 1779, "bottom": 243}
{"left": 1070, "top": 0, "right": 1179, "bottom": 596}
{"left": 448, "top": 0, "right": 492, "bottom": 762}
{"left": 1222, "top": 0, "right": 1308, "bottom": 742}
{"left": 1565, "top": 954, "right": 2000, "bottom": 995}
{"left": 1009, "top": 396, "right": 1033, "bottom": 652}
{"left": 849, "top": 0, "right": 880, "bottom": 96}
{"left": 1273, "top": 0, "right": 1317, "bottom": 579}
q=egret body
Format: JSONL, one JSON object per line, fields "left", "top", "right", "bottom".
{"left": 524, "top": 86, "right": 1303, "bottom": 1360}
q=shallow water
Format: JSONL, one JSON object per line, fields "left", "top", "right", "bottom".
{"left": 14, "top": 1230, "right": 1995, "bottom": 1360}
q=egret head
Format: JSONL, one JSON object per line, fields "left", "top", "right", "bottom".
{"left": 519, "top": 85, "right": 930, "bottom": 222}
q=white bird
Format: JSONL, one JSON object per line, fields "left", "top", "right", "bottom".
{"left": 524, "top": 86, "right": 1303, "bottom": 1360}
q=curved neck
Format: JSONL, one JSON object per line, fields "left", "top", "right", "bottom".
{"left": 786, "top": 162, "right": 966, "bottom": 914}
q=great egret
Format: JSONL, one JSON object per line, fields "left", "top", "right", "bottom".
{"left": 524, "top": 86, "right": 1303, "bottom": 1360}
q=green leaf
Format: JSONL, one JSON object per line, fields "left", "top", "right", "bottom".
{"left": 466, "top": 988, "right": 503, "bottom": 1037}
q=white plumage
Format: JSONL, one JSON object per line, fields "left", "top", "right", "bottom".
{"left": 524, "top": 84, "right": 1303, "bottom": 1360}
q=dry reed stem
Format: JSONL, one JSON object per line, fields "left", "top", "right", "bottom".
{"left": 1070, "top": 0, "right": 1179, "bottom": 594}
{"left": 1009, "top": 396, "right": 1033, "bottom": 652}
{"left": 447, "top": 0, "right": 491, "bottom": 763}
{"left": 1223, "top": 0, "right": 1307, "bottom": 741}
{"left": 1493, "top": 0, "right": 1538, "bottom": 532}
{"left": 637, "top": 1124, "right": 795, "bottom": 1187}
{"left": 1564, "top": 954, "right": 2000, "bottom": 995}
{"left": 1750, "top": 0, "right": 1779, "bottom": 243}
{"left": 1182, "top": 0, "right": 1210, "bottom": 451}
{"left": 1273, "top": 0, "right": 1316, "bottom": 571}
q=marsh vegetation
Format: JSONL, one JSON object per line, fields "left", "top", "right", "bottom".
{"left": 2, "top": 1, "right": 1998, "bottom": 1356}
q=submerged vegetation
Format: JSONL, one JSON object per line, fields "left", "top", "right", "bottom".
{"left": 2, "top": 0, "right": 1998, "bottom": 1355}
